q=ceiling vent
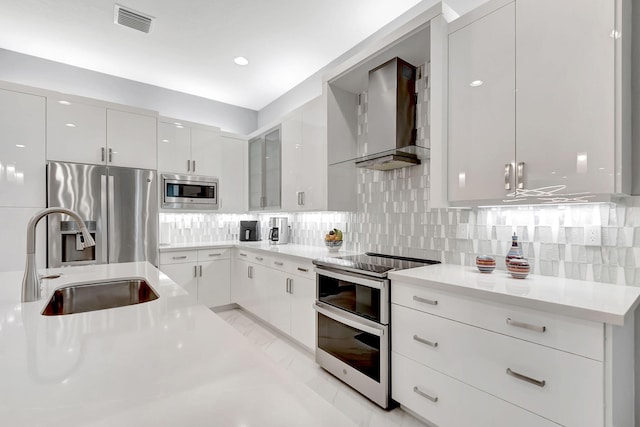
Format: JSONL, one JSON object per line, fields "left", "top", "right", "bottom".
{"left": 114, "top": 4, "right": 153, "bottom": 34}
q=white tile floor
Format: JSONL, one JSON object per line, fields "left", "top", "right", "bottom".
{"left": 216, "top": 308, "right": 428, "bottom": 427}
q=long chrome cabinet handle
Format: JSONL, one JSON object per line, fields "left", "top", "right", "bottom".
{"left": 297, "top": 267, "right": 308, "bottom": 273}
{"left": 239, "top": 253, "right": 247, "bottom": 257}
{"left": 208, "top": 253, "right": 222, "bottom": 257}
{"left": 504, "top": 163, "right": 513, "bottom": 190}
{"left": 506, "top": 318, "right": 546, "bottom": 333}
{"left": 199, "top": 265, "right": 202, "bottom": 277}
{"left": 247, "top": 266, "right": 253, "bottom": 279}
{"left": 413, "top": 295, "right": 438, "bottom": 306}
{"left": 506, "top": 368, "right": 546, "bottom": 388}
{"left": 255, "top": 256, "right": 263, "bottom": 261}
{"left": 413, "top": 334, "right": 438, "bottom": 348}
{"left": 516, "top": 162, "right": 525, "bottom": 190}
{"left": 101, "top": 147, "right": 105, "bottom": 162}
{"left": 108, "top": 148, "right": 113, "bottom": 163}
{"left": 192, "top": 160, "right": 196, "bottom": 172}
{"left": 187, "top": 160, "right": 191, "bottom": 172}
{"left": 413, "top": 386, "right": 438, "bottom": 403}
{"left": 193, "top": 265, "right": 197, "bottom": 278}
{"left": 172, "top": 255, "right": 187, "bottom": 260}
{"left": 274, "top": 261, "right": 284, "bottom": 266}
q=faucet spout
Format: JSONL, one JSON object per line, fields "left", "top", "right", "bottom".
{"left": 22, "top": 207, "right": 96, "bottom": 302}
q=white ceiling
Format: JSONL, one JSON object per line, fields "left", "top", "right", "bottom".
{"left": 0, "top": 0, "right": 483, "bottom": 111}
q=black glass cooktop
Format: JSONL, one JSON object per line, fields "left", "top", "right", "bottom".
{"left": 312, "top": 252, "right": 440, "bottom": 278}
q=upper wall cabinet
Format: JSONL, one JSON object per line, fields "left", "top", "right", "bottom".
{"left": 249, "top": 127, "right": 281, "bottom": 211}
{"left": 158, "top": 119, "right": 222, "bottom": 177}
{"left": 447, "top": 0, "right": 630, "bottom": 205}
{"left": 47, "top": 95, "right": 158, "bottom": 170}
{"left": 219, "top": 133, "right": 248, "bottom": 213}
{"left": 0, "top": 86, "right": 46, "bottom": 208}
{"left": 281, "top": 97, "right": 327, "bottom": 211}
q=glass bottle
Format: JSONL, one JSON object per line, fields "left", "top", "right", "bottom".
{"left": 505, "top": 232, "right": 524, "bottom": 267}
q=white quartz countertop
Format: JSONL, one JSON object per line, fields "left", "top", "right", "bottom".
{"left": 159, "top": 241, "right": 359, "bottom": 261}
{"left": 0, "top": 262, "right": 355, "bottom": 426}
{"left": 389, "top": 264, "right": 640, "bottom": 325}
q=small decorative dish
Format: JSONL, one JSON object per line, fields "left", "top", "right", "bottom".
{"left": 475, "top": 255, "right": 496, "bottom": 273}
{"left": 325, "top": 240, "right": 343, "bottom": 252}
{"left": 507, "top": 258, "right": 530, "bottom": 279}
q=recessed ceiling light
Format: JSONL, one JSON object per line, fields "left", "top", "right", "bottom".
{"left": 234, "top": 56, "right": 249, "bottom": 66}
{"left": 65, "top": 123, "right": 76, "bottom": 127}
{"left": 161, "top": 139, "right": 169, "bottom": 143}
{"left": 58, "top": 100, "right": 71, "bottom": 105}
{"left": 469, "top": 80, "right": 483, "bottom": 87}
{"left": 15, "top": 144, "right": 25, "bottom": 148}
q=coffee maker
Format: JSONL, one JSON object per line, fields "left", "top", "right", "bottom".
{"left": 268, "top": 217, "right": 290, "bottom": 245}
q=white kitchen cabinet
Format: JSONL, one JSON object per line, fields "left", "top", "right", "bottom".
{"left": 47, "top": 94, "right": 158, "bottom": 170}
{"left": 106, "top": 109, "right": 157, "bottom": 170}
{"left": 46, "top": 96, "right": 107, "bottom": 165}
{"left": 233, "top": 250, "right": 271, "bottom": 320}
{"left": 248, "top": 127, "right": 281, "bottom": 210}
{"left": 391, "top": 279, "right": 633, "bottom": 427}
{"left": 447, "top": 0, "right": 629, "bottom": 205}
{"left": 157, "top": 121, "right": 191, "bottom": 174}
{"left": 218, "top": 134, "right": 248, "bottom": 213}
{"left": 158, "top": 119, "right": 222, "bottom": 176}
{"left": 0, "top": 87, "right": 46, "bottom": 208}
{"left": 190, "top": 127, "right": 222, "bottom": 177}
{"left": 281, "top": 97, "right": 326, "bottom": 211}
{"left": 160, "top": 248, "right": 231, "bottom": 308}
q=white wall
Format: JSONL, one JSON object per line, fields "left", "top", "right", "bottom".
{"left": 0, "top": 49, "right": 258, "bottom": 135}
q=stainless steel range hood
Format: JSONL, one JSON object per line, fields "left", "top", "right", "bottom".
{"left": 356, "top": 57, "right": 420, "bottom": 171}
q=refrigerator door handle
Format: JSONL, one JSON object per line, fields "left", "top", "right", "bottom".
{"left": 100, "top": 174, "right": 109, "bottom": 263}
{"left": 107, "top": 174, "right": 115, "bottom": 263}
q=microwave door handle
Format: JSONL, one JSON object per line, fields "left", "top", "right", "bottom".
{"left": 245, "top": 229, "right": 250, "bottom": 240}
{"left": 313, "top": 302, "right": 384, "bottom": 337}
{"left": 314, "top": 267, "right": 385, "bottom": 290}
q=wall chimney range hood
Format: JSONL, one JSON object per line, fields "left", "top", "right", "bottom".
{"left": 355, "top": 57, "right": 423, "bottom": 171}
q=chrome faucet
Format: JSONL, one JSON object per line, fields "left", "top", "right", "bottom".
{"left": 22, "top": 207, "right": 96, "bottom": 302}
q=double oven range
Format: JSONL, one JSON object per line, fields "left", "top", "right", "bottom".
{"left": 312, "top": 253, "right": 440, "bottom": 408}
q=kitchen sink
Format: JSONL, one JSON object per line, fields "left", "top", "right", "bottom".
{"left": 42, "top": 278, "right": 159, "bottom": 316}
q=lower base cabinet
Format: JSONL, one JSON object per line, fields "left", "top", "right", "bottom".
{"left": 160, "top": 248, "right": 231, "bottom": 308}
{"left": 232, "top": 249, "right": 315, "bottom": 351}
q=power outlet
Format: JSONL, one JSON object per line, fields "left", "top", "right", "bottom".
{"left": 584, "top": 225, "right": 602, "bottom": 246}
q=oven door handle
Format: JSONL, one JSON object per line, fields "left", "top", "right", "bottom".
{"left": 313, "top": 301, "right": 385, "bottom": 337}
{"left": 314, "top": 267, "right": 387, "bottom": 290}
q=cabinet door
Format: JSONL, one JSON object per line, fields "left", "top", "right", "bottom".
{"left": 198, "top": 259, "right": 231, "bottom": 308}
{"left": 300, "top": 97, "right": 327, "bottom": 210}
{"left": 160, "top": 262, "right": 198, "bottom": 299}
{"left": 232, "top": 256, "right": 250, "bottom": 305}
{"left": 158, "top": 121, "right": 191, "bottom": 174}
{"left": 263, "top": 127, "right": 281, "bottom": 209}
{"left": 289, "top": 274, "right": 316, "bottom": 350}
{"left": 106, "top": 109, "right": 157, "bottom": 170}
{"left": 515, "top": 0, "right": 615, "bottom": 197}
{"left": 268, "top": 268, "right": 291, "bottom": 335}
{"left": 219, "top": 135, "right": 247, "bottom": 213}
{"left": 448, "top": 3, "right": 516, "bottom": 202}
{"left": 0, "top": 89, "right": 46, "bottom": 207}
{"left": 46, "top": 96, "right": 106, "bottom": 165}
{"left": 242, "top": 262, "right": 270, "bottom": 321}
{"left": 191, "top": 127, "right": 222, "bottom": 177}
{"left": 248, "top": 138, "right": 263, "bottom": 210}
{"left": 281, "top": 112, "right": 303, "bottom": 211}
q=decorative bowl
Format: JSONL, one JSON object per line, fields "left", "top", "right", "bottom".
{"left": 475, "top": 255, "right": 496, "bottom": 273}
{"left": 325, "top": 240, "right": 343, "bottom": 252}
{"left": 507, "top": 258, "right": 530, "bottom": 279}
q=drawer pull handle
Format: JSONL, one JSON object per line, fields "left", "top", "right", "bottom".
{"left": 239, "top": 253, "right": 247, "bottom": 257}
{"left": 413, "top": 335, "right": 438, "bottom": 348}
{"left": 274, "top": 261, "right": 284, "bottom": 266}
{"left": 297, "top": 267, "right": 309, "bottom": 272}
{"left": 413, "top": 296, "right": 438, "bottom": 306}
{"left": 506, "top": 318, "right": 546, "bottom": 333}
{"left": 255, "top": 256, "right": 264, "bottom": 261}
{"left": 208, "top": 253, "right": 222, "bottom": 257}
{"left": 413, "top": 386, "right": 438, "bottom": 403}
{"left": 506, "top": 368, "right": 546, "bottom": 388}
{"left": 172, "top": 256, "right": 187, "bottom": 260}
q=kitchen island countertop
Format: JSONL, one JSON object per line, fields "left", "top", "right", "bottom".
{"left": 0, "top": 262, "right": 355, "bottom": 426}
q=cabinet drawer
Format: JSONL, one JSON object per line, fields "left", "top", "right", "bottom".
{"left": 286, "top": 259, "right": 314, "bottom": 279}
{"left": 270, "top": 256, "right": 290, "bottom": 272}
{"left": 392, "top": 281, "right": 603, "bottom": 360}
{"left": 392, "top": 305, "right": 603, "bottom": 427}
{"left": 392, "top": 352, "right": 559, "bottom": 427}
{"left": 160, "top": 250, "right": 198, "bottom": 265}
{"left": 236, "top": 250, "right": 271, "bottom": 266}
{"left": 197, "top": 247, "right": 230, "bottom": 261}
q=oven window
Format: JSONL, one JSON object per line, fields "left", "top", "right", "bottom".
{"left": 166, "top": 183, "right": 215, "bottom": 199}
{"left": 317, "top": 274, "right": 381, "bottom": 322}
{"left": 317, "top": 313, "right": 380, "bottom": 382}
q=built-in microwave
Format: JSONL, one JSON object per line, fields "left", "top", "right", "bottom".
{"left": 161, "top": 174, "right": 218, "bottom": 210}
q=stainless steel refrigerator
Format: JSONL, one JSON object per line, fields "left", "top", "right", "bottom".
{"left": 47, "top": 161, "right": 158, "bottom": 268}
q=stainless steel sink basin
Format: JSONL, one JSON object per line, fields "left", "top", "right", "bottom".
{"left": 42, "top": 278, "right": 159, "bottom": 316}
